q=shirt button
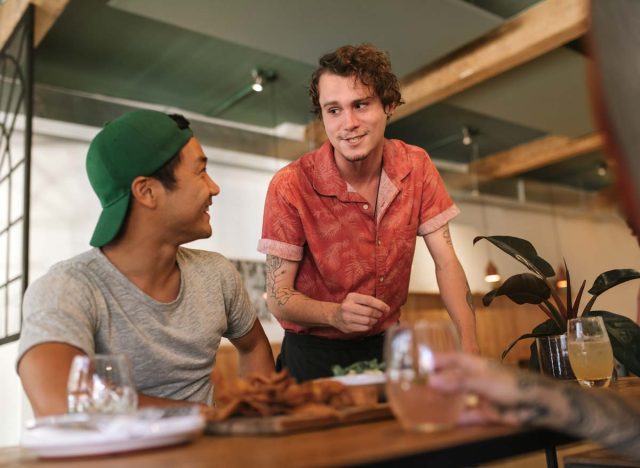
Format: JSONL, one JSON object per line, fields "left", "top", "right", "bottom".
{"left": 377, "top": 240, "right": 382, "bottom": 246}
{"left": 379, "top": 276, "right": 384, "bottom": 283}
{"left": 363, "top": 204, "right": 369, "bottom": 210}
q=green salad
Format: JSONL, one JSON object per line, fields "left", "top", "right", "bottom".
{"left": 331, "top": 358, "right": 386, "bottom": 376}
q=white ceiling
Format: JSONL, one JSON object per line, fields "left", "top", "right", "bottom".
{"left": 108, "top": 0, "right": 503, "bottom": 77}
{"left": 448, "top": 47, "right": 594, "bottom": 137}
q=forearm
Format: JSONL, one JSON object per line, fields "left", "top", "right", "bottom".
{"left": 481, "top": 362, "right": 640, "bottom": 459}
{"left": 230, "top": 319, "right": 275, "bottom": 377}
{"left": 237, "top": 339, "right": 275, "bottom": 377}
{"left": 267, "top": 291, "right": 338, "bottom": 328}
{"left": 265, "top": 255, "right": 387, "bottom": 333}
{"left": 435, "top": 259, "right": 478, "bottom": 352}
{"left": 266, "top": 254, "right": 338, "bottom": 328}
{"left": 546, "top": 385, "right": 640, "bottom": 458}
{"left": 432, "top": 353, "right": 640, "bottom": 460}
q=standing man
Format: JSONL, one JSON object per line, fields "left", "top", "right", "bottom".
{"left": 258, "top": 44, "right": 479, "bottom": 381}
{"left": 18, "top": 110, "right": 274, "bottom": 417}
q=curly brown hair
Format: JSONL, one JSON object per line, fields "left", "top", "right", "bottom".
{"left": 309, "top": 43, "right": 404, "bottom": 118}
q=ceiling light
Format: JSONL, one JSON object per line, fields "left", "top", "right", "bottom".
{"left": 209, "top": 68, "right": 277, "bottom": 116}
{"left": 462, "top": 126, "right": 473, "bottom": 146}
{"left": 251, "top": 69, "right": 264, "bottom": 93}
{"left": 597, "top": 162, "right": 608, "bottom": 177}
{"left": 556, "top": 265, "right": 568, "bottom": 289}
{"left": 484, "top": 261, "right": 501, "bottom": 283}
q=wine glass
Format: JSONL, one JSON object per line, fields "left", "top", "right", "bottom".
{"left": 67, "top": 354, "right": 138, "bottom": 414}
{"left": 567, "top": 316, "right": 614, "bottom": 388}
{"left": 384, "top": 319, "right": 465, "bottom": 432}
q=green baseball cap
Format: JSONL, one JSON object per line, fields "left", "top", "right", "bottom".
{"left": 86, "top": 110, "right": 193, "bottom": 247}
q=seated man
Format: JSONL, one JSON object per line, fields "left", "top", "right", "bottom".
{"left": 17, "top": 110, "right": 274, "bottom": 417}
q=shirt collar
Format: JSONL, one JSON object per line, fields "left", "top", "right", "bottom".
{"left": 312, "top": 139, "right": 412, "bottom": 199}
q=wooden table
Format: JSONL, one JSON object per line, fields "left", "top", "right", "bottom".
{"left": 2, "top": 378, "right": 637, "bottom": 467}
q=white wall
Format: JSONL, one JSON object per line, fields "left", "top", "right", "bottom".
{"left": 410, "top": 201, "right": 640, "bottom": 319}
{"left": 0, "top": 341, "right": 21, "bottom": 447}
{"left": 1, "top": 123, "right": 639, "bottom": 447}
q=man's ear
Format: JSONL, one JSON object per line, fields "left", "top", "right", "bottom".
{"left": 384, "top": 104, "right": 397, "bottom": 120}
{"left": 131, "top": 176, "right": 161, "bottom": 208}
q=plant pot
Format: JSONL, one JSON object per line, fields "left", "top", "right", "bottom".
{"left": 535, "top": 334, "right": 576, "bottom": 380}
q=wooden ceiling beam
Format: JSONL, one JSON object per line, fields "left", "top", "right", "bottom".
{"left": 0, "top": 0, "right": 69, "bottom": 48}
{"left": 470, "top": 132, "right": 604, "bottom": 180}
{"left": 393, "top": 0, "right": 589, "bottom": 122}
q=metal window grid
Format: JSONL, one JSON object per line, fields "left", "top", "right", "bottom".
{"left": 0, "top": 5, "right": 33, "bottom": 346}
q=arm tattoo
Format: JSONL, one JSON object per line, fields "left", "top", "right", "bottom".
{"left": 557, "top": 384, "right": 640, "bottom": 458}
{"left": 442, "top": 226, "right": 452, "bottom": 246}
{"left": 465, "top": 280, "right": 475, "bottom": 315}
{"left": 494, "top": 370, "right": 640, "bottom": 459}
{"left": 493, "top": 371, "right": 553, "bottom": 424}
{"left": 266, "top": 255, "right": 302, "bottom": 307}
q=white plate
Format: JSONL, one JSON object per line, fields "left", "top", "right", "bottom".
{"left": 22, "top": 410, "right": 205, "bottom": 458}
{"left": 328, "top": 374, "right": 385, "bottom": 386}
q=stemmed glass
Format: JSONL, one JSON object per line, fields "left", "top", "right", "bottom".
{"left": 567, "top": 316, "right": 614, "bottom": 388}
{"left": 384, "top": 319, "right": 465, "bottom": 432}
{"left": 67, "top": 354, "right": 138, "bottom": 414}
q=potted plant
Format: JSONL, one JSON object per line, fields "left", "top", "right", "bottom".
{"left": 474, "top": 235, "right": 640, "bottom": 376}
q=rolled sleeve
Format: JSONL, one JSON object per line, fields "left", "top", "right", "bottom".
{"left": 418, "top": 204, "right": 460, "bottom": 236}
{"left": 418, "top": 154, "right": 459, "bottom": 235}
{"left": 259, "top": 169, "right": 306, "bottom": 261}
{"left": 257, "top": 238, "right": 303, "bottom": 261}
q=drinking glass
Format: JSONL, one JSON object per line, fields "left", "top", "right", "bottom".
{"left": 384, "top": 320, "right": 464, "bottom": 432}
{"left": 67, "top": 354, "right": 138, "bottom": 414}
{"left": 536, "top": 334, "right": 576, "bottom": 379}
{"left": 567, "top": 316, "right": 614, "bottom": 388}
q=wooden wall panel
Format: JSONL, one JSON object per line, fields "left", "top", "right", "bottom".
{"left": 403, "top": 293, "right": 546, "bottom": 365}
{"left": 213, "top": 342, "right": 281, "bottom": 382}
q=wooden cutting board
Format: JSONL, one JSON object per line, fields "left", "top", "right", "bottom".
{"left": 205, "top": 403, "right": 392, "bottom": 436}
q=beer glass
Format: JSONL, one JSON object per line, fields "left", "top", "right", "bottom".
{"left": 567, "top": 316, "right": 614, "bottom": 388}
{"left": 384, "top": 320, "right": 465, "bottom": 432}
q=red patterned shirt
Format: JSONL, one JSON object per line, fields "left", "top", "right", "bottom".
{"left": 258, "top": 139, "right": 459, "bottom": 339}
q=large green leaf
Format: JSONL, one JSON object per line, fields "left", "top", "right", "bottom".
{"left": 587, "top": 269, "right": 640, "bottom": 296}
{"left": 473, "top": 235, "right": 555, "bottom": 278}
{"left": 483, "top": 273, "right": 551, "bottom": 307}
{"left": 583, "top": 310, "right": 640, "bottom": 377}
{"left": 584, "top": 269, "right": 640, "bottom": 314}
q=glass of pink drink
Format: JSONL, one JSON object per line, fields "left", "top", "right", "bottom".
{"left": 384, "top": 320, "right": 464, "bottom": 432}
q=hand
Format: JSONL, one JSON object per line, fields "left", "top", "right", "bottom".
{"left": 331, "top": 292, "right": 390, "bottom": 334}
{"left": 428, "top": 353, "right": 555, "bottom": 427}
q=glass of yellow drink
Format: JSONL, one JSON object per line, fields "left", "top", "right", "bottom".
{"left": 567, "top": 316, "right": 614, "bottom": 388}
{"left": 384, "top": 320, "right": 464, "bottom": 432}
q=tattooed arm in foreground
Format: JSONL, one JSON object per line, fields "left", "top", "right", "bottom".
{"left": 265, "top": 255, "right": 390, "bottom": 334}
{"left": 430, "top": 353, "right": 640, "bottom": 460}
{"left": 424, "top": 224, "right": 480, "bottom": 354}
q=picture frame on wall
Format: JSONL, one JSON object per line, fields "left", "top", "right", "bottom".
{"left": 230, "top": 259, "right": 272, "bottom": 321}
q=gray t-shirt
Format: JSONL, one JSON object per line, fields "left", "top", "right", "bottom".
{"left": 18, "top": 247, "right": 256, "bottom": 405}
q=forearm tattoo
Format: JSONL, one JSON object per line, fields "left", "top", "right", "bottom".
{"left": 493, "top": 370, "right": 553, "bottom": 423}
{"left": 266, "top": 255, "right": 302, "bottom": 307}
{"left": 465, "top": 280, "right": 475, "bottom": 316}
{"left": 494, "top": 369, "right": 640, "bottom": 459}
{"left": 443, "top": 226, "right": 452, "bottom": 246}
{"left": 558, "top": 384, "right": 640, "bottom": 458}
